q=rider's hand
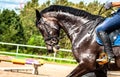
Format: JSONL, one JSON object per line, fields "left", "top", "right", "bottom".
{"left": 104, "top": 2, "right": 112, "bottom": 10}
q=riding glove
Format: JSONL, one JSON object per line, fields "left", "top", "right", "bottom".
{"left": 104, "top": 2, "right": 112, "bottom": 10}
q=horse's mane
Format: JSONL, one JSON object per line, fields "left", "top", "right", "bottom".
{"left": 40, "top": 5, "right": 102, "bottom": 20}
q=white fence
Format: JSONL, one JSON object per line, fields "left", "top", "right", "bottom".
{"left": 0, "top": 42, "right": 76, "bottom": 62}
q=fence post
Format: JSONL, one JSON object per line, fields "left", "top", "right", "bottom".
{"left": 53, "top": 52, "right": 56, "bottom": 61}
{"left": 16, "top": 45, "right": 19, "bottom": 57}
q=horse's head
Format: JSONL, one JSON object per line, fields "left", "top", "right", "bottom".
{"left": 36, "top": 10, "right": 60, "bottom": 53}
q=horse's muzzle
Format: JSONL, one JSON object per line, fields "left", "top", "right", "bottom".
{"left": 53, "top": 45, "right": 60, "bottom": 52}
{"left": 47, "top": 45, "right": 60, "bottom": 53}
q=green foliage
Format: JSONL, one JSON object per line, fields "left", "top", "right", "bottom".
{"left": 20, "top": 0, "right": 39, "bottom": 44}
{"left": 27, "top": 34, "right": 45, "bottom": 46}
{"left": 86, "top": 1, "right": 100, "bottom": 14}
{"left": 0, "top": 9, "right": 24, "bottom": 44}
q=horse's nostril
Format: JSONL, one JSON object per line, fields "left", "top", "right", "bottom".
{"left": 48, "top": 49, "right": 54, "bottom": 53}
{"left": 47, "top": 45, "right": 54, "bottom": 53}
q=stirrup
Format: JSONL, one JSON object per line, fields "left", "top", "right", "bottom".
{"left": 96, "top": 58, "right": 109, "bottom": 65}
{"left": 96, "top": 56, "right": 115, "bottom": 64}
{"left": 96, "top": 52, "right": 108, "bottom": 65}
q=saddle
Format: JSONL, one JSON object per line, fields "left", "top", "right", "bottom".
{"left": 96, "top": 29, "right": 120, "bottom": 46}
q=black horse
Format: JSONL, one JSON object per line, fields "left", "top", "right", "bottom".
{"left": 36, "top": 5, "right": 120, "bottom": 77}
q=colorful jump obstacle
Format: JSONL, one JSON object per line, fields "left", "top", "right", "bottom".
{"left": 0, "top": 55, "right": 44, "bottom": 75}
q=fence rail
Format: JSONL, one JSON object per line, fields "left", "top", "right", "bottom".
{"left": 0, "top": 42, "right": 76, "bottom": 62}
{"left": 0, "top": 42, "right": 71, "bottom": 52}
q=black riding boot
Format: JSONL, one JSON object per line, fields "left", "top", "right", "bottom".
{"left": 97, "top": 31, "right": 115, "bottom": 63}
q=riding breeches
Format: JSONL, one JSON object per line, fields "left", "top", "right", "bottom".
{"left": 96, "top": 12, "right": 120, "bottom": 34}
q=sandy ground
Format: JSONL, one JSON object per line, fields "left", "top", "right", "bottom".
{"left": 0, "top": 62, "right": 120, "bottom": 77}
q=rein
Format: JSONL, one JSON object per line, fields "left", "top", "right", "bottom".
{"left": 38, "top": 18, "right": 65, "bottom": 45}
{"left": 40, "top": 17, "right": 67, "bottom": 40}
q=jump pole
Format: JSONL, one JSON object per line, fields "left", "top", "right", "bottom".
{"left": 0, "top": 55, "right": 44, "bottom": 75}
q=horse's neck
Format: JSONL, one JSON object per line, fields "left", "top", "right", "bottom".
{"left": 59, "top": 18, "right": 91, "bottom": 42}
{"left": 59, "top": 18, "right": 97, "bottom": 48}
{"left": 45, "top": 12, "right": 97, "bottom": 45}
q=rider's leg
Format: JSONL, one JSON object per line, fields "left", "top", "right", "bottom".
{"left": 97, "top": 31, "right": 114, "bottom": 60}
{"left": 96, "top": 13, "right": 120, "bottom": 62}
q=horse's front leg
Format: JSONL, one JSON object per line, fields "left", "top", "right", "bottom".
{"left": 66, "top": 63, "right": 96, "bottom": 77}
{"left": 66, "top": 54, "right": 96, "bottom": 77}
{"left": 94, "top": 67, "right": 107, "bottom": 77}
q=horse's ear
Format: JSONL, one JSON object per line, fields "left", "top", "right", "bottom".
{"left": 35, "top": 9, "right": 41, "bottom": 21}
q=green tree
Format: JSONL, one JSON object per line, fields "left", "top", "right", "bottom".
{"left": 53, "top": 0, "right": 69, "bottom": 5}
{"left": 19, "top": 0, "right": 47, "bottom": 54}
{"left": 20, "top": 0, "right": 40, "bottom": 44}
{"left": 85, "top": 1, "right": 101, "bottom": 14}
{"left": 0, "top": 9, "right": 24, "bottom": 43}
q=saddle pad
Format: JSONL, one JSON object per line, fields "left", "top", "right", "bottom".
{"left": 96, "top": 34, "right": 120, "bottom": 46}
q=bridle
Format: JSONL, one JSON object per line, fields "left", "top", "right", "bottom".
{"left": 37, "top": 18, "right": 60, "bottom": 46}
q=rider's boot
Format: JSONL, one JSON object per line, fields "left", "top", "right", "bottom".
{"left": 97, "top": 31, "right": 115, "bottom": 63}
